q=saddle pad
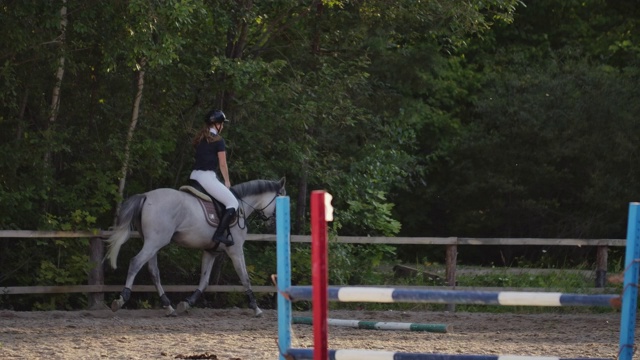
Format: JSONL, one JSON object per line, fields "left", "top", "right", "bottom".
{"left": 179, "top": 186, "right": 239, "bottom": 228}
{"left": 197, "top": 197, "right": 219, "bottom": 227}
{"left": 179, "top": 186, "right": 218, "bottom": 226}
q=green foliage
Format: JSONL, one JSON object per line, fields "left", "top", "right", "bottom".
{"left": 430, "top": 61, "right": 640, "bottom": 240}
{"left": 0, "top": 0, "right": 523, "bottom": 236}
{"left": 44, "top": 211, "right": 97, "bottom": 231}
{"left": 341, "top": 190, "right": 401, "bottom": 236}
{"left": 394, "top": 0, "right": 640, "bottom": 260}
{"left": 37, "top": 253, "right": 89, "bottom": 285}
{"left": 457, "top": 269, "right": 590, "bottom": 290}
{"left": 136, "top": 299, "right": 153, "bottom": 310}
{"left": 328, "top": 242, "right": 396, "bottom": 286}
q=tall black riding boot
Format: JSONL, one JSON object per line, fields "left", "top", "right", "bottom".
{"left": 212, "top": 208, "right": 236, "bottom": 246}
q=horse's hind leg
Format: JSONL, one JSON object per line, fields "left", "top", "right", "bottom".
{"left": 147, "top": 255, "right": 176, "bottom": 316}
{"left": 176, "top": 250, "right": 218, "bottom": 314}
{"left": 111, "top": 244, "right": 163, "bottom": 312}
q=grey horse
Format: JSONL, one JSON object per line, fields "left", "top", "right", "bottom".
{"left": 106, "top": 178, "right": 286, "bottom": 316}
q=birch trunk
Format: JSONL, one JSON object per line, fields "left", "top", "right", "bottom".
{"left": 114, "top": 59, "right": 147, "bottom": 226}
{"left": 44, "top": 1, "right": 67, "bottom": 165}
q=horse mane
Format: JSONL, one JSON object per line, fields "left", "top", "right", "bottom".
{"left": 232, "top": 179, "right": 281, "bottom": 198}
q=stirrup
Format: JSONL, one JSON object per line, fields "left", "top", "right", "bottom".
{"left": 213, "top": 234, "right": 234, "bottom": 246}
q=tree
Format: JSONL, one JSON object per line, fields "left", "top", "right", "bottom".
{"left": 393, "top": 0, "right": 640, "bottom": 265}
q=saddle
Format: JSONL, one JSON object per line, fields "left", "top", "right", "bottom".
{"left": 179, "top": 180, "right": 238, "bottom": 227}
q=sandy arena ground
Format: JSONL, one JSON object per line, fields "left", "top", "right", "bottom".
{"left": 0, "top": 308, "right": 631, "bottom": 359}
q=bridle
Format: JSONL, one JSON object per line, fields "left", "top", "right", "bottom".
{"left": 237, "top": 189, "right": 285, "bottom": 229}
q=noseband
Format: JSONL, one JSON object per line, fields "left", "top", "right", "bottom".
{"left": 254, "top": 193, "right": 279, "bottom": 221}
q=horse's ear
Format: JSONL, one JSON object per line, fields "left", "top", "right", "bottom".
{"left": 279, "top": 177, "right": 286, "bottom": 187}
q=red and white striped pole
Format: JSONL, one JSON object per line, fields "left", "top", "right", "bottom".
{"left": 311, "top": 190, "right": 333, "bottom": 360}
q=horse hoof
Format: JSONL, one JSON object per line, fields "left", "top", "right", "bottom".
{"left": 110, "top": 297, "right": 124, "bottom": 312}
{"left": 176, "top": 301, "right": 191, "bottom": 314}
{"left": 165, "top": 305, "right": 177, "bottom": 317}
{"left": 254, "top": 307, "right": 263, "bottom": 317}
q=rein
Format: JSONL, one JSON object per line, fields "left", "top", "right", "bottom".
{"left": 237, "top": 192, "right": 280, "bottom": 230}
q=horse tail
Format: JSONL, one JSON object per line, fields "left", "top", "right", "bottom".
{"left": 106, "top": 194, "right": 147, "bottom": 269}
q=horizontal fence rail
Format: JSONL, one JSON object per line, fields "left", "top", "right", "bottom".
{"left": 0, "top": 230, "right": 626, "bottom": 246}
{"left": 0, "top": 230, "right": 625, "bottom": 309}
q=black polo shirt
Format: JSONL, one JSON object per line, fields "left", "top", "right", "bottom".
{"left": 193, "top": 137, "right": 226, "bottom": 171}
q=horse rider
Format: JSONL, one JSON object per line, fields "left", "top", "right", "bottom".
{"left": 190, "top": 109, "right": 238, "bottom": 246}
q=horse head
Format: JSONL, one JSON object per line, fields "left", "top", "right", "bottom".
{"left": 233, "top": 177, "right": 286, "bottom": 226}
{"left": 259, "top": 177, "right": 286, "bottom": 223}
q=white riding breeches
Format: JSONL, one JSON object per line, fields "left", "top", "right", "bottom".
{"left": 189, "top": 170, "right": 238, "bottom": 210}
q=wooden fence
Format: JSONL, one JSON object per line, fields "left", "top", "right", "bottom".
{"left": 0, "top": 230, "right": 624, "bottom": 309}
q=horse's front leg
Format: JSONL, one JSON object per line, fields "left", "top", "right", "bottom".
{"left": 176, "top": 250, "right": 218, "bottom": 314}
{"left": 147, "top": 255, "right": 176, "bottom": 316}
{"left": 226, "top": 238, "right": 263, "bottom": 317}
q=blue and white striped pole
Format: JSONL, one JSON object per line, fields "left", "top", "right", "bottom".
{"left": 284, "top": 286, "right": 620, "bottom": 307}
{"left": 285, "top": 349, "right": 612, "bottom": 360}
{"left": 276, "top": 196, "right": 291, "bottom": 360}
{"left": 618, "top": 202, "right": 640, "bottom": 360}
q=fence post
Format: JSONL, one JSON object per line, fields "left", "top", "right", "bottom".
{"left": 445, "top": 243, "right": 457, "bottom": 312}
{"left": 595, "top": 245, "right": 608, "bottom": 288}
{"left": 88, "top": 236, "right": 105, "bottom": 309}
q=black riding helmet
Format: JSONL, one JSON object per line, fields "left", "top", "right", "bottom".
{"left": 204, "top": 109, "right": 229, "bottom": 125}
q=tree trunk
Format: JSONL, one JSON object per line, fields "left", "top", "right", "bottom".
{"left": 294, "top": 164, "right": 308, "bottom": 235}
{"left": 311, "top": 1, "right": 323, "bottom": 55}
{"left": 44, "top": 0, "right": 67, "bottom": 166}
{"left": 48, "top": 3, "right": 67, "bottom": 124}
{"left": 114, "top": 58, "right": 147, "bottom": 226}
{"left": 292, "top": 2, "right": 323, "bottom": 234}
{"left": 17, "top": 90, "right": 29, "bottom": 141}
{"left": 226, "top": 0, "right": 252, "bottom": 60}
